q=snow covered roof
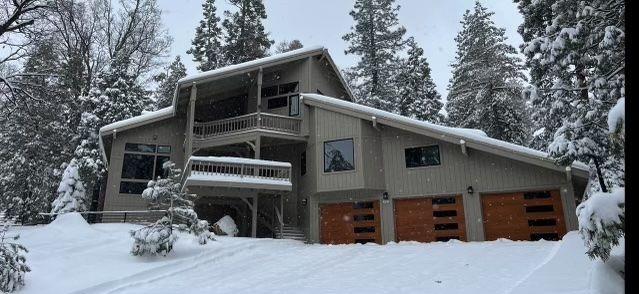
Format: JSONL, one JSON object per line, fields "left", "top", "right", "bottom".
{"left": 301, "top": 93, "right": 590, "bottom": 177}
{"left": 173, "top": 46, "right": 354, "bottom": 110}
{"left": 99, "top": 46, "right": 352, "bottom": 137}
{"left": 178, "top": 46, "right": 326, "bottom": 85}
{"left": 99, "top": 106, "right": 174, "bottom": 135}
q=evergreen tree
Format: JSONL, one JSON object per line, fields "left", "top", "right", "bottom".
{"left": 446, "top": 2, "right": 530, "bottom": 144}
{"left": 342, "top": 0, "right": 407, "bottom": 112}
{"left": 0, "top": 39, "right": 74, "bottom": 224}
{"left": 274, "top": 39, "right": 303, "bottom": 54}
{"left": 518, "top": 0, "right": 625, "bottom": 190}
{"left": 0, "top": 226, "right": 30, "bottom": 293}
{"left": 395, "top": 38, "right": 443, "bottom": 123}
{"left": 222, "top": 0, "right": 273, "bottom": 64}
{"left": 515, "top": 0, "right": 574, "bottom": 150}
{"left": 187, "top": 0, "right": 225, "bottom": 71}
{"left": 131, "top": 161, "right": 211, "bottom": 256}
{"left": 154, "top": 56, "right": 187, "bottom": 109}
{"left": 576, "top": 187, "right": 624, "bottom": 261}
{"left": 50, "top": 159, "right": 88, "bottom": 214}
{"left": 70, "top": 56, "right": 151, "bottom": 207}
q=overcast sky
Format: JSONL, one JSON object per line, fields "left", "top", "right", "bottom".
{"left": 157, "top": 0, "right": 524, "bottom": 98}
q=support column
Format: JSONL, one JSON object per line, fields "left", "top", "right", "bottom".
{"left": 254, "top": 136, "right": 261, "bottom": 159}
{"left": 257, "top": 67, "right": 263, "bottom": 113}
{"left": 185, "top": 83, "right": 197, "bottom": 165}
{"left": 252, "top": 195, "right": 258, "bottom": 238}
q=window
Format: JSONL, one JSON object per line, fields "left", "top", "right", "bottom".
{"left": 121, "top": 154, "right": 155, "bottom": 180}
{"left": 289, "top": 95, "right": 299, "bottom": 116}
{"left": 125, "top": 143, "right": 156, "bottom": 153}
{"left": 301, "top": 151, "right": 307, "bottom": 175}
{"left": 279, "top": 82, "right": 298, "bottom": 94}
{"left": 261, "top": 81, "right": 300, "bottom": 114}
{"left": 120, "top": 143, "right": 171, "bottom": 194}
{"left": 261, "top": 85, "right": 278, "bottom": 98}
{"left": 324, "top": 139, "right": 355, "bottom": 172}
{"left": 267, "top": 96, "right": 288, "bottom": 109}
{"left": 404, "top": 145, "right": 441, "bottom": 168}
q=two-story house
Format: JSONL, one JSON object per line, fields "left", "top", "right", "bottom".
{"left": 98, "top": 46, "right": 590, "bottom": 244}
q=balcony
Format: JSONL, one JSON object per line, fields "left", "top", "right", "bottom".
{"left": 182, "top": 156, "right": 292, "bottom": 191}
{"left": 193, "top": 112, "right": 302, "bottom": 143}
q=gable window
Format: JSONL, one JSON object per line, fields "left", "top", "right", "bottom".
{"left": 267, "top": 96, "right": 287, "bottom": 109}
{"left": 120, "top": 143, "right": 171, "bottom": 194}
{"left": 404, "top": 145, "right": 440, "bottom": 168}
{"left": 324, "top": 139, "right": 355, "bottom": 172}
{"left": 262, "top": 81, "right": 299, "bottom": 115}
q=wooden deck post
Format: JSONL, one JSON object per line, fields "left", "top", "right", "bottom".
{"left": 257, "top": 67, "right": 263, "bottom": 113}
{"left": 252, "top": 195, "right": 258, "bottom": 238}
{"left": 185, "top": 83, "right": 197, "bottom": 164}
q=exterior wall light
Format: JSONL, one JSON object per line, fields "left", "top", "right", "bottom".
{"left": 301, "top": 198, "right": 308, "bottom": 206}
{"left": 467, "top": 186, "right": 474, "bottom": 195}
{"left": 382, "top": 192, "right": 390, "bottom": 204}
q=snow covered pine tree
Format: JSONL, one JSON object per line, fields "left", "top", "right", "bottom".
{"left": 446, "top": 1, "right": 530, "bottom": 145}
{"left": 188, "top": 0, "right": 226, "bottom": 71}
{"left": 395, "top": 37, "right": 444, "bottom": 123}
{"left": 153, "top": 56, "right": 187, "bottom": 109}
{"left": 0, "top": 225, "right": 30, "bottom": 293}
{"left": 517, "top": 0, "right": 625, "bottom": 261}
{"left": 130, "top": 162, "right": 212, "bottom": 256}
{"left": 342, "top": 0, "right": 407, "bottom": 112}
{"left": 50, "top": 159, "right": 88, "bottom": 215}
{"left": 222, "top": 0, "right": 273, "bottom": 64}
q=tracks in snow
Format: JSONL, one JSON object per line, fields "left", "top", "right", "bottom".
{"left": 70, "top": 241, "right": 259, "bottom": 294}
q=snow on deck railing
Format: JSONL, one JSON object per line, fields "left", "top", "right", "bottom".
{"left": 37, "top": 210, "right": 169, "bottom": 225}
{"left": 182, "top": 156, "right": 292, "bottom": 186}
{"left": 193, "top": 112, "right": 301, "bottom": 139}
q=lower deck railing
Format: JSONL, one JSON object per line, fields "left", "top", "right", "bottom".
{"left": 182, "top": 156, "right": 292, "bottom": 188}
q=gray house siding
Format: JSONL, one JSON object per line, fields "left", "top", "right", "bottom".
{"left": 378, "top": 126, "right": 578, "bottom": 242}
{"left": 313, "top": 107, "right": 365, "bottom": 192}
{"left": 103, "top": 117, "right": 186, "bottom": 211}
{"left": 310, "top": 56, "right": 349, "bottom": 99}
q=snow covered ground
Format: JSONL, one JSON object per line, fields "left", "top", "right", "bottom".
{"left": 12, "top": 213, "right": 623, "bottom": 294}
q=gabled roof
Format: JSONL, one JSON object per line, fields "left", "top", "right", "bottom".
{"left": 301, "top": 93, "right": 590, "bottom": 178}
{"left": 100, "top": 106, "right": 173, "bottom": 135}
{"left": 172, "top": 46, "right": 354, "bottom": 109}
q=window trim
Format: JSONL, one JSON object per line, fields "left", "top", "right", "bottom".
{"left": 289, "top": 94, "right": 300, "bottom": 116}
{"left": 120, "top": 142, "right": 171, "bottom": 195}
{"left": 404, "top": 144, "right": 442, "bottom": 169}
{"left": 323, "top": 138, "right": 356, "bottom": 174}
{"left": 261, "top": 81, "right": 300, "bottom": 115}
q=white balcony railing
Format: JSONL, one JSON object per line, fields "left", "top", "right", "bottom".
{"left": 181, "top": 156, "right": 292, "bottom": 191}
{"left": 193, "top": 112, "right": 301, "bottom": 139}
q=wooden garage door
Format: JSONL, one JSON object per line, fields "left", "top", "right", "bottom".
{"left": 482, "top": 190, "right": 567, "bottom": 241}
{"left": 394, "top": 195, "right": 466, "bottom": 242}
{"left": 320, "top": 201, "right": 381, "bottom": 244}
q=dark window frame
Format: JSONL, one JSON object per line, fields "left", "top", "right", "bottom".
{"left": 261, "top": 81, "right": 300, "bottom": 116}
{"left": 323, "top": 138, "right": 356, "bottom": 173}
{"left": 404, "top": 145, "right": 441, "bottom": 168}
{"left": 120, "top": 143, "right": 171, "bottom": 195}
{"left": 289, "top": 94, "right": 300, "bottom": 116}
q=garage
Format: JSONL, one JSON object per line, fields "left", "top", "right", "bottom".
{"left": 481, "top": 190, "right": 567, "bottom": 241}
{"left": 320, "top": 200, "right": 381, "bottom": 244}
{"left": 394, "top": 195, "right": 466, "bottom": 243}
